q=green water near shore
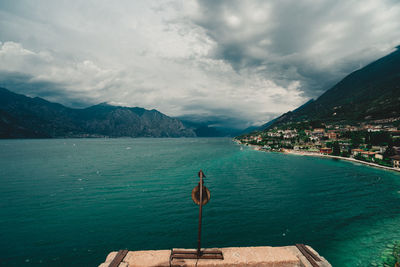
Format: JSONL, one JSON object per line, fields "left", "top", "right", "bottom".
{"left": 0, "top": 138, "right": 399, "bottom": 266}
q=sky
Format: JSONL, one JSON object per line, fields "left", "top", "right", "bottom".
{"left": 1, "top": 0, "right": 400, "bottom": 128}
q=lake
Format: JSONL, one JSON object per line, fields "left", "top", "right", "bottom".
{"left": 0, "top": 138, "right": 399, "bottom": 266}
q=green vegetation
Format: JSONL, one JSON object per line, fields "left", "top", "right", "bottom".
{"left": 332, "top": 141, "right": 340, "bottom": 156}
{"left": 236, "top": 121, "right": 400, "bottom": 169}
{"left": 237, "top": 48, "right": 400, "bottom": 171}
{"left": 263, "top": 48, "right": 400, "bottom": 130}
{"left": 373, "top": 241, "right": 400, "bottom": 267}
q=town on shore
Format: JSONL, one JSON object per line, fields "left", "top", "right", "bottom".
{"left": 235, "top": 120, "right": 400, "bottom": 171}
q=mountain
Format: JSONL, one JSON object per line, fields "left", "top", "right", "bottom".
{"left": 178, "top": 119, "right": 227, "bottom": 137}
{"left": 0, "top": 88, "right": 195, "bottom": 138}
{"left": 238, "top": 125, "right": 260, "bottom": 135}
{"left": 265, "top": 47, "right": 400, "bottom": 129}
{"left": 178, "top": 116, "right": 249, "bottom": 137}
{"left": 259, "top": 117, "right": 278, "bottom": 131}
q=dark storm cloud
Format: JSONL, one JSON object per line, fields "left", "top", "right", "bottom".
{"left": 0, "top": 0, "right": 400, "bottom": 128}
{"left": 0, "top": 71, "right": 94, "bottom": 108}
{"left": 191, "top": 0, "right": 400, "bottom": 97}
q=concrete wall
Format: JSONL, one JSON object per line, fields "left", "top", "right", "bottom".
{"left": 99, "top": 245, "right": 331, "bottom": 267}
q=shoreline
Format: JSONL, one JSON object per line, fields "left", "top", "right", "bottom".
{"left": 236, "top": 141, "right": 400, "bottom": 173}
{"left": 282, "top": 149, "right": 400, "bottom": 173}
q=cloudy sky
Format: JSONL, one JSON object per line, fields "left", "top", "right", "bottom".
{"left": 1, "top": 0, "right": 400, "bottom": 128}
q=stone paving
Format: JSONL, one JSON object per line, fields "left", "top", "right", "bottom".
{"left": 99, "top": 245, "right": 332, "bottom": 267}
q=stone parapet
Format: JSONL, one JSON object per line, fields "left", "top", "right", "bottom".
{"left": 99, "top": 245, "right": 331, "bottom": 267}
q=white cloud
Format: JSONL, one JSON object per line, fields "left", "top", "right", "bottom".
{"left": 192, "top": 0, "right": 400, "bottom": 94}
{"left": 0, "top": 0, "right": 399, "bottom": 128}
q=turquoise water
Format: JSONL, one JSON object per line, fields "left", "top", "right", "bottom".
{"left": 0, "top": 138, "right": 399, "bottom": 266}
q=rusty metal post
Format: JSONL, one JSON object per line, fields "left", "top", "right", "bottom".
{"left": 170, "top": 170, "right": 223, "bottom": 261}
{"left": 197, "top": 170, "right": 204, "bottom": 256}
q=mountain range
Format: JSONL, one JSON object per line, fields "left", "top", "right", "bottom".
{"left": 261, "top": 46, "right": 400, "bottom": 130}
{"left": 0, "top": 87, "right": 196, "bottom": 138}
{"left": 2, "top": 46, "right": 399, "bottom": 138}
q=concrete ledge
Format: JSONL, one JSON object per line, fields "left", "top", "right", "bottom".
{"left": 99, "top": 245, "right": 331, "bottom": 267}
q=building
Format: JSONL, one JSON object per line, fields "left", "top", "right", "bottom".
{"left": 375, "top": 154, "right": 383, "bottom": 160}
{"left": 313, "top": 128, "right": 325, "bottom": 137}
{"left": 283, "top": 133, "right": 298, "bottom": 139}
{"left": 371, "top": 146, "right": 387, "bottom": 153}
{"left": 326, "top": 132, "right": 337, "bottom": 139}
{"left": 360, "top": 151, "right": 377, "bottom": 158}
{"left": 363, "top": 124, "right": 382, "bottom": 132}
{"left": 351, "top": 149, "right": 364, "bottom": 156}
{"left": 267, "top": 132, "right": 281, "bottom": 137}
{"left": 385, "top": 127, "right": 398, "bottom": 132}
{"left": 390, "top": 155, "right": 400, "bottom": 169}
{"left": 339, "top": 142, "right": 351, "bottom": 152}
{"left": 320, "top": 147, "right": 332, "bottom": 154}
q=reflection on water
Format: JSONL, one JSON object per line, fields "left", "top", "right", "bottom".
{"left": 0, "top": 138, "right": 399, "bottom": 266}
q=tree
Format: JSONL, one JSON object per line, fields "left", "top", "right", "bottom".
{"left": 394, "top": 138, "right": 400, "bottom": 147}
{"left": 350, "top": 131, "right": 364, "bottom": 148}
{"left": 332, "top": 141, "right": 340, "bottom": 156}
{"left": 366, "top": 131, "right": 392, "bottom": 146}
{"left": 383, "top": 145, "right": 396, "bottom": 159}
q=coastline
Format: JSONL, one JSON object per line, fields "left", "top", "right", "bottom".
{"left": 282, "top": 149, "right": 400, "bottom": 173}
{"left": 236, "top": 141, "right": 400, "bottom": 173}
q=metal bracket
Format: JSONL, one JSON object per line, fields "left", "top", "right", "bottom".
{"left": 171, "top": 249, "right": 223, "bottom": 260}
{"left": 108, "top": 249, "right": 128, "bottom": 267}
{"left": 296, "top": 244, "right": 321, "bottom": 267}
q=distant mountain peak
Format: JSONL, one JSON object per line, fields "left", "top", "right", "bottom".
{"left": 0, "top": 88, "right": 196, "bottom": 138}
{"left": 97, "top": 102, "right": 112, "bottom": 106}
